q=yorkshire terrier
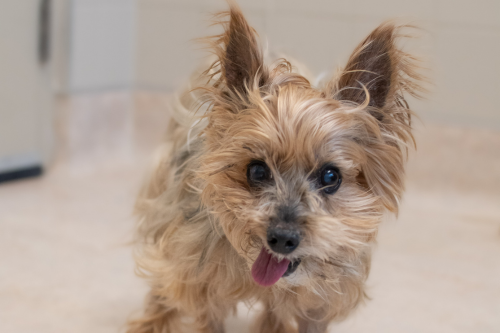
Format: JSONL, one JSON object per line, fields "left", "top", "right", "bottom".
{"left": 128, "top": 1, "right": 424, "bottom": 332}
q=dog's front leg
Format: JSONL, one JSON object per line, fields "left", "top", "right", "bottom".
{"left": 195, "top": 310, "right": 226, "bottom": 333}
{"left": 296, "top": 318, "right": 329, "bottom": 333}
{"left": 252, "top": 304, "right": 297, "bottom": 333}
{"left": 127, "top": 291, "right": 227, "bottom": 333}
{"left": 126, "top": 293, "right": 181, "bottom": 333}
{"left": 296, "top": 311, "right": 330, "bottom": 333}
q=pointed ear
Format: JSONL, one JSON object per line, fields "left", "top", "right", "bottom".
{"left": 328, "top": 23, "right": 426, "bottom": 213}
{"left": 329, "top": 22, "right": 423, "bottom": 117}
{"left": 219, "top": 4, "right": 267, "bottom": 94}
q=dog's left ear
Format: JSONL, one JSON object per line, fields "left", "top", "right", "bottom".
{"left": 328, "top": 22, "right": 423, "bottom": 120}
{"left": 218, "top": 3, "right": 267, "bottom": 95}
{"left": 328, "top": 22, "right": 425, "bottom": 213}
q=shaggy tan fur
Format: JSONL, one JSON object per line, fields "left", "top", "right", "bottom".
{"left": 127, "top": 2, "right": 425, "bottom": 332}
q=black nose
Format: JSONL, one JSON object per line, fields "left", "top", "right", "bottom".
{"left": 267, "top": 228, "right": 300, "bottom": 254}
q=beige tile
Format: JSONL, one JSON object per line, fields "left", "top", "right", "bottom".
{"left": 0, "top": 166, "right": 150, "bottom": 333}
{"left": 334, "top": 190, "right": 500, "bottom": 332}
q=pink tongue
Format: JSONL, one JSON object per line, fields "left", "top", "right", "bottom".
{"left": 251, "top": 248, "right": 290, "bottom": 287}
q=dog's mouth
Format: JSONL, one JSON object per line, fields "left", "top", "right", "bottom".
{"left": 251, "top": 247, "right": 301, "bottom": 287}
{"left": 283, "top": 258, "right": 301, "bottom": 277}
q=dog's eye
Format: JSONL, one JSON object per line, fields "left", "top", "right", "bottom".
{"left": 247, "top": 161, "right": 271, "bottom": 185}
{"left": 319, "top": 165, "right": 342, "bottom": 194}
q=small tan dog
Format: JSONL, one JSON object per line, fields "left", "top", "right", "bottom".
{"left": 128, "top": 1, "right": 424, "bottom": 332}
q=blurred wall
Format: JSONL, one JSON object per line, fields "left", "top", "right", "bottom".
{"left": 135, "top": 0, "right": 500, "bottom": 130}
{"left": 68, "top": 0, "right": 135, "bottom": 92}
{"left": 0, "top": 0, "right": 54, "bottom": 174}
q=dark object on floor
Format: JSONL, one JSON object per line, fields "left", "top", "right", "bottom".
{"left": 0, "top": 166, "right": 43, "bottom": 184}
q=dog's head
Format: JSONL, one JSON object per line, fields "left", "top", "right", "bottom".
{"left": 198, "top": 4, "right": 424, "bottom": 288}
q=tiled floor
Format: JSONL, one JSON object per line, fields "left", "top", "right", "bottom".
{"left": 1, "top": 92, "right": 499, "bottom": 333}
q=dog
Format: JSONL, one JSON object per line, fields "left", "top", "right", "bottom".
{"left": 127, "top": 1, "right": 425, "bottom": 332}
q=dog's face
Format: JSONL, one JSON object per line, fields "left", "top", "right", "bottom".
{"left": 199, "top": 6, "right": 423, "bottom": 288}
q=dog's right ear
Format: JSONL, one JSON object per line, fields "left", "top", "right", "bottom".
{"left": 215, "top": 3, "right": 267, "bottom": 95}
